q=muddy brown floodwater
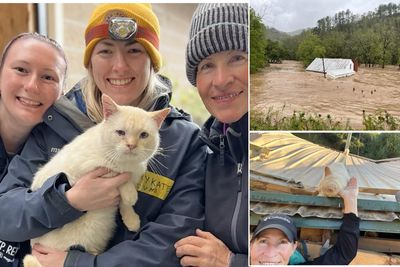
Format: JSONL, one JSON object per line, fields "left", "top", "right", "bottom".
{"left": 251, "top": 60, "right": 400, "bottom": 129}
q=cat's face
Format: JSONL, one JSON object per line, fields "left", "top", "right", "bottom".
{"left": 104, "top": 109, "right": 159, "bottom": 162}
{"left": 318, "top": 163, "right": 349, "bottom": 197}
{"left": 100, "top": 94, "right": 169, "bottom": 163}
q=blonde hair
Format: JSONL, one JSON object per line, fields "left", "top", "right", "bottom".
{"left": 81, "top": 67, "right": 160, "bottom": 123}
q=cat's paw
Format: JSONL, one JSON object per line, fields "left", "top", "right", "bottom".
{"left": 23, "top": 254, "right": 43, "bottom": 267}
{"left": 123, "top": 212, "right": 141, "bottom": 232}
{"left": 120, "top": 182, "right": 138, "bottom": 205}
{"left": 120, "top": 204, "right": 141, "bottom": 231}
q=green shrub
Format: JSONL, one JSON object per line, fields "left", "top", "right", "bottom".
{"left": 250, "top": 107, "right": 351, "bottom": 130}
{"left": 362, "top": 109, "right": 400, "bottom": 130}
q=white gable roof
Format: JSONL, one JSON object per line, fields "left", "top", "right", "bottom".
{"left": 306, "top": 58, "right": 355, "bottom": 78}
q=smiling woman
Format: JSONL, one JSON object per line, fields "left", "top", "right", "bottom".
{"left": 90, "top": 39, "right": 151, "bottom": 107}
{"left": 196, "top": 50, "right": 248, "bottom": 124}
{"left": 0, "top": 32, "right": 67, "bottom": 267}
{"left": 174, "top": 3, "right": 249, "bottom": 267}
{"left": 0, "top": 38, "right": 65, "bottom": 131}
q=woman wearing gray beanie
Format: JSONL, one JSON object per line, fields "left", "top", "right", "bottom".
{"left": 175, "top": 3, "right": 248, "bottom": 267}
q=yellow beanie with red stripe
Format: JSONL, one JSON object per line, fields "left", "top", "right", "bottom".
{"left": 84, "top": 3, "right": 162, "bottom": 72}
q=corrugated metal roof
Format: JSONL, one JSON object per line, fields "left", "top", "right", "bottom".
{"left": 251, "top": 202, "right": 399, "bottom": 222}
{"left": 251, "top": 132, "right": 400, "bottom": 195}
{"left": 250, "top": 132, "right": 400, "bottom": 229}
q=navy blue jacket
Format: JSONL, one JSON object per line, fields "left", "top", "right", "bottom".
{"left": 200, "top": 113, "right": 248, "bottom": 267}
{"left": 0, "top": 77, "right": 206, "bottom": 266}
{"left": 0, "top": 138, "right": 30, "bottom": 267}
{"left": 300, "top": 213, "right": 360, "bottom": 265}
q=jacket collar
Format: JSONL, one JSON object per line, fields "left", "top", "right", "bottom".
{"left": 201, "top": 113, "right": 248, "bottom": 163}
{"left": 42, "top": 95, "right": 95, "bottom": 142}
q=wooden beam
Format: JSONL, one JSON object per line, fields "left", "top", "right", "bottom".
{"left": 359, "top": 187, "right": 399, "bottom": 195}
{"left": 359, "top": 236, "right": 400, "bottom": 253}
{"left": 351, "top": 250, "right": 400, "bottom": 265}
{"left": 250, "top": 212, "right": 400, "bottom": 233}
{"left": 301, "top": 242, "right": 400, "bottom": 264}
{"left": 251, "top": 191, "right": 400, "bottom": 212}
{"left": 251, "top": 172, "right": 400, "bottom": 196}
{"left": 250, "top": 180, "right": 315, "bottom": 195}
{"left": 300, "top": 228, "right": 323, "bottom": 243}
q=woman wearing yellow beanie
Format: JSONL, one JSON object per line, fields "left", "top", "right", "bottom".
{"left": 0, "top": 4, "right": 206, "bottom": 267}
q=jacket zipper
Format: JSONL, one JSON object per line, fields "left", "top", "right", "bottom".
{"left": 219, "top": 135, "right": 225, "bottom": 166}
{"left": 231, "top": 161, "right": 244, "bottom": 252}
{"left": 237, "top": 163, "right": 243, "bottom": 191}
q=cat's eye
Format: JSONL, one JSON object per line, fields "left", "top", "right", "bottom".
{"left": 116, "top": 130, "right": 126, "bottom": 136}
{"left": 140, "top": 132, "right": 149, "bottom": 139}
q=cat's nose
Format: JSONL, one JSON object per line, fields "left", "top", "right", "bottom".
{"left": 127, "top": 144, "right": 137, "bottom": 150}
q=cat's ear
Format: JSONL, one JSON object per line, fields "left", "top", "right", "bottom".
{"left": 324, "top": 166, "right": 332, "bottom": 177}
{"left": 150, "top": 108, "right": 170, "bottom": 129}
{"left": 102, "top": 94, "right": 118, "bottom": 120}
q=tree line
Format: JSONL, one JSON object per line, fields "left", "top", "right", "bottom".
{"left": 295, "top": 133, "right": 400, "bottom": 160}
{"left": 250, "top": 8, "right": 267, "bottom": 73}
{"left": 250, "top": 2, "right": 400, "bottom": 70}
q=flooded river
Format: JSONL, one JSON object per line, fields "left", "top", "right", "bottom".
{"left": 251, "top": 60, "right": 400, "bottom": 129}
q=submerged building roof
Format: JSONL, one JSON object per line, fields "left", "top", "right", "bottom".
{"left": 306, "top": 58, "right": 355, "bottom": 79}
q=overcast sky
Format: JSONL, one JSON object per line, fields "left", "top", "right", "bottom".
{"left": 251, "top": 0, "right": 399, "bottom": 33}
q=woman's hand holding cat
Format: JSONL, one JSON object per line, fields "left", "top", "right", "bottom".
{"left": 338, "top": 177, "right": 358, "bottom": 216}
{"left": 175, "top": 229, "right": 232, "bottom": 267}
{"left": 65, "top": 167, "right": 131, "bottom": 211}
{"left": 31, "top": 243, "right": 66, "bottom": 267}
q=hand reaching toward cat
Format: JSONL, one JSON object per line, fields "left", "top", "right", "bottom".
{"left": 65, "top": 167, "right": 131, "bottom": 211}
{"left": 338, "top": 177, "right": 358, "bottom": 216}
{"left": 175, "top": 229, "right": 232, "bottom": 267}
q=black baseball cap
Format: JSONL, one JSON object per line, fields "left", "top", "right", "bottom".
{"left": 253, "top": 214, "right": 297, "bottom": 243}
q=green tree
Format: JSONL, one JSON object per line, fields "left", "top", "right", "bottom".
{"left": 295, "top": 133, "right": 400, "bottom": 160}
{"left": 250, "top": 8, "right": 267, "bottom": 73}
{"left": 375, "top": 23, "right": 396, "bottom": 68}
{"left": 323, "top": 31, "right": 346, "bottom": 57}
{"left": 352, "top": 28, "right": 380, "bottom": 67}
{"left": 296, "top": 32, "right": 326, "bottom": 66}
{"left": 265, "top": 40, "right": 287, "bottom": 63}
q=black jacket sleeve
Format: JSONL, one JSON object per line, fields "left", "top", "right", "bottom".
{"left": 303, "top": 213, "right": 360, "bottom": 265}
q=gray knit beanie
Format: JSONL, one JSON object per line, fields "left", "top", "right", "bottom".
{"left": 186, "top": 3, "right": 248, "bottom": 86}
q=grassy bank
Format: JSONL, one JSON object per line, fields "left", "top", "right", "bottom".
{"left": 251, "top": 107, "right": 400, "bottom": 130}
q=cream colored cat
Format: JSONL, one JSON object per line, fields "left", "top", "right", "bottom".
{"left": 318, "top": 162, "right": 350, "bottom": 197}
{"left": 23, "top": 95, "right": 170, "bottom": 267}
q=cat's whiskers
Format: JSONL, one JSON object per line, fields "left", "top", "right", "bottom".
{"left": 158, "top": 144, "right": 178, "bottom": 153}
{"left": 151, "top": 147, "right": 172, "bottom": 159}
{"left": 104, "top": 148, "right": 120, "bottom": 167}
{"left": 147, "top": 156, "right": 167, "bottom": 175}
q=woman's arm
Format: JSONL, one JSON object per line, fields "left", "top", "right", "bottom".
{"left": 307, "top": 177, "right": 360, "bottom": 265}
{"left": 0, "top": 130, "right": 83, "bottom": 241}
